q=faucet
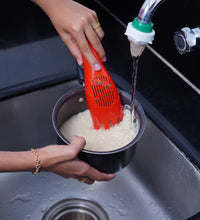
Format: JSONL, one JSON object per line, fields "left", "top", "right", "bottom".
{"left": 125, "top": 0, "right": 166, "bottom": 57}
{"left": 125, "top": 0, "right": 200, "bottom": 56}
{"left": 173, "top": 27, "right": 200, "bottom": 54}
{"left": 137, "top": 0, "right": 167, "bottom": 23}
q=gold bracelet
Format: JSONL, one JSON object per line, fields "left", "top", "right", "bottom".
{"left": 30, "top": 148, "right": 41, "bottom": 175}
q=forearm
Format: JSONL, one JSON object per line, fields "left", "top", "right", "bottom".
{"left": 31, "top": 0, "right": 52, "bottom": 9}
{"left": 0, "top": 137, "right": 115, "bottom": 184}
{"left": 0, "top": 145, "right": 74, "bottom": 173}
{"left": 31, "top": 0, "right": 65, "bottom": 17}
{"left": 0, "top": 151, "right": 34, "bottom": 173}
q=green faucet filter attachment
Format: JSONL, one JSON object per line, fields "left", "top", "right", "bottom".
{"left": 132, "top": 17, "right": 154, "bottom": 33}
{"left": 125, "top": 17, "right": 155, "bottom": 44}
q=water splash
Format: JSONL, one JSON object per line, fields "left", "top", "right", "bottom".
{"left": 37, "top": 191, "right": 42, "bottom": 196}
{"left": 110, "top": 199, "right": 129, "bottom": 216}
{"left": 41, "top": 204, "right": 48, "bottom": 213}
{"left": 9, "top": 192, "right": 32, "bottom": 203}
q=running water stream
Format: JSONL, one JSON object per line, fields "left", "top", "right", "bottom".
{"left": 129, "top": 42, "right": 146, "bottom": 121}
{"left": 130, "top": 55, "right": 140, "bottom": 120}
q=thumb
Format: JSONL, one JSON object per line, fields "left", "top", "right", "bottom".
{"left": 69, "top": 135, "right": 86, "bottom": 155}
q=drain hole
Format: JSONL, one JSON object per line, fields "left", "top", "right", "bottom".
{"left": 57, "top": 211, "right": 93, "bottom": 220}
{"left": 42, "top": 198, "right": 109, "bottom": 220}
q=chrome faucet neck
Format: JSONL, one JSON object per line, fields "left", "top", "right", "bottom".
{"left": 137, "top": 0, "right": 167, "bottom": 23}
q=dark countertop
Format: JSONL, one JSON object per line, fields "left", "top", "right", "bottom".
{"left": 0, "top": 0, "right": 199, "bottom": 167}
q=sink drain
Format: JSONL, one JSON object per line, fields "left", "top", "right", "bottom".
{"left": 42, "top": 198, "right": 109, "bottom": 220}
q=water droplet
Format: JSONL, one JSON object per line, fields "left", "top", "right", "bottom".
{"left": 112, "top": 193, "right": 117, "bottom": 197}
{"left": 41, "top": 204, "right": 48, "bottom": 213}
{"left": 79, "top": 97, "right": 84, "bottom": 102}
{"left": 49, "top": 197, "right": 54, "bottom": 202}
{"left": 110, "top": 201, "right": 128, "bottom": 216}
{"left": 9, "top": 192, "right": 32, "bottom": 203}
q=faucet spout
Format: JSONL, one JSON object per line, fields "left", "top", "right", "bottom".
{"left": 125, "top": 0, "right": 167, "bottom": 57}
{"left": 137, "top": 0, "right": 167, "bottom": 23}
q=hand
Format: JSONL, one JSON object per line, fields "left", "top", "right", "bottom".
{"left": 32, "top": 0, "right": 106, "bottom": 70}
{"left": 39, "top": 136, "right": 115, "bottom": 184}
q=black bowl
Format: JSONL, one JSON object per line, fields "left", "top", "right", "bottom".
{"left": 52, "top": 87, "right": 146, "bottom": 173}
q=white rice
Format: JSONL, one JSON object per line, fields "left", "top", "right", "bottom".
{"left": 60, "top": 107, "right": 139, "bottom": 152}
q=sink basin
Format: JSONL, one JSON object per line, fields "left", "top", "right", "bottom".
{"left": 0, "top": 80, "right": 200, "bottom": 220}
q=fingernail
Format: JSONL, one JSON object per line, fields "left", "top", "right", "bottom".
{"left": 102, "top": 56, "right": 107, "bottom": 62}
{"left": 94, "top": 63, "right": 101, "bottom": 71}
{"left": 77, "top": 58, "right": 82, "bottom": 66}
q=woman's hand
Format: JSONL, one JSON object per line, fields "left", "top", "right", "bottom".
{"left": 39, "top": 136, "right": 115, "bottom": 184}
{"left": 32, "top": 0, "right": 106, "bottom": 70}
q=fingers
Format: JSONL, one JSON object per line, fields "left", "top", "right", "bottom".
{"left": 62, "top": 157, "right": 115, "bottom": 185}
{"left": 71, "top": 135, "right": 86, "bottom": 146}
{"left": 36, "top": 0, "right": 106, "bottom": 70}
{"left": 82, "top": 24, "right": 106, "bottom": 66}
{"left": 68, "top": 137, "right": 115, "bottom": 183}
{"left": 61, "top": 25, "right": 106, "bottom": 70}
{"left": 90, "top": 11, "right": 104, "bottom": 40}
{"left": 65, "top": 8, "right": 106, "bottom": 70}
{"left": 77, "top": 21, "right": 106, "bottom": 70}
{"left": 78, "top": 162, "right": 115, "bottom": 183}
{"left": 90, "top": 170, "right": 115, "bottom": 182}
{"left": 62, "top": 34, "right": 83, "bottom": 65}
{"left": 81, "top": 7, "right": 106, "bottom": 62}
{"left": 77, "top": 171, "right": 115, "bottom": 185}
{"left": 78, "top": 177, "right": 94, "bottom": 185}
{"left": 67, "top": 135, "right": 86, "bottom": 158}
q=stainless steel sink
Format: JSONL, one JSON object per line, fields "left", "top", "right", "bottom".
{"left": 0, "top": 80, "right": 200, "bottom": 220}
